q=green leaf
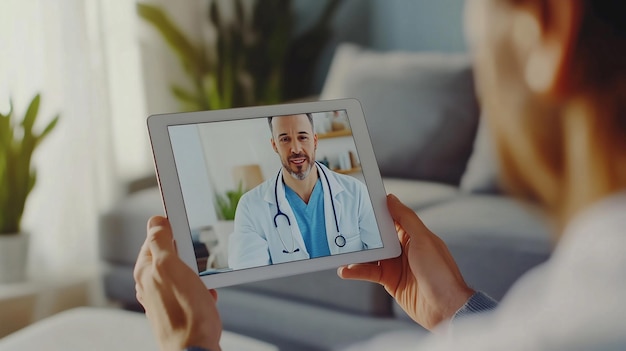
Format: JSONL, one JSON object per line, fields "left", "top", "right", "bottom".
{"left": 171, "top": 85, "right": 199, "bottom": 104}
{"left": 0, "top": 108, "right": 13, "bottom": 144}
{"left": 21, "top": 94, "right": 40, "bottom": 134}
{"left": 0, "top": 93, "right": 59, "bottom": 234}
{"left": 215, "top": 181, "right": 245, "bottom": 220}
{"left": 38, "top": 114, "right": 59, "bottom": 142}
{"left": 202, "top": 74, "right": 222, "bottom": 110}
{"left": 137, "top": 3, "right": 205, "bottom": 76}
{"left": 208, "top": 0, "right": 221, "bottom": 28}
{"left": 0, "top": 98, "right": 14, "bottom": 119}
{"left": 27, "top": 169, "right": 37, "bottom": 199}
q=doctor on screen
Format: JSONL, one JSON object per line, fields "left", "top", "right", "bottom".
{"left": 228, "top": 113, "right": 383, "bottom": 270}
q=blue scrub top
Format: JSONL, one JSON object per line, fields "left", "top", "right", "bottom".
{"left": 284, "top": 178, "right": 331, "bottom": 258}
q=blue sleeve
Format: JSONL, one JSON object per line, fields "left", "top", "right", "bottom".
{"left": 452, "top": 291, "right": 498, "bottom": 320}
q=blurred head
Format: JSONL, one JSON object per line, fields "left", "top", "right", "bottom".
{"left": 268, "top": 114, "right": 317, "bottom": 181}
{"left": 465, "top": 0, "right": 626, "bottom": 227}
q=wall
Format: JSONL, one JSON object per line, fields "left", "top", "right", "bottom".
{"left": 368, "top": 0, "right": 467, "bottom": 52}
{"left": 138, "top": 0, "right": 206, "bottom": 116}
{"left": 169, "top": 125, "right": 218, "bottom": 231}
{"left": 295, "top": 0, "right": 468, "bottom": 92}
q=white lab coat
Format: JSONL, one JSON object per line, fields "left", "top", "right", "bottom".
{"left": 228, "top": 163, "right": 383, "bottom": 270}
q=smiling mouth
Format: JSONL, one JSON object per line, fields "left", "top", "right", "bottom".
{"left": 290, "top": 157, "right": 307, "bottom": 165}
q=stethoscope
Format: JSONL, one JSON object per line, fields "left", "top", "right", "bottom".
{"left": 273, "top": 162, "right": 346, "bottom": 254}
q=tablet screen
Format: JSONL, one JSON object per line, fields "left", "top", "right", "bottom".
{"left": 167, "top": 111, "right": 384, "bottom": 276}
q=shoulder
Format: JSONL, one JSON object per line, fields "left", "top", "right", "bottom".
{"left": 555, "top": 192, "right": 626, "bottom": 273}
{"left": 239, "top": 178, "right": 273, "bottom": 204}
{"left": 330, "top": 171, "right": 367, "bottom": 192}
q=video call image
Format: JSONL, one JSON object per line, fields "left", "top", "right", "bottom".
{"left": 168, "top": 110, "right": 383, "bottom": 275}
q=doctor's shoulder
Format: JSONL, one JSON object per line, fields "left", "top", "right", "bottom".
{"left": 330, "top": 171, "right": 368, "bottom": 197}
{"left": 234, "top": 180, "right": 272, "bottom": 216}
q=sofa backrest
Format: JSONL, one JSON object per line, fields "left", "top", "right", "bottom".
{"left": 321, "top": 44, "right": 480, "bottom": 185}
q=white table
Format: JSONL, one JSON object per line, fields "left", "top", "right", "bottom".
{"left": 0, "top": 307, "right": 278, "bottom": 351}
{"left": 0, "top": 271, "right": 101, "bottom": 338}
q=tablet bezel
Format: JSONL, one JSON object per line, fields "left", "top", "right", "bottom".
{"left": 147, "top": 98, "right": 401, "bottom": 288}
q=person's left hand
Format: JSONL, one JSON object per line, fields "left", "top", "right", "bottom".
{"left": 134, "top": 216, "right": 222, "bottom": 351}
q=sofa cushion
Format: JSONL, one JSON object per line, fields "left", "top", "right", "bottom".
{"left": 383, "top": 178, "right": 458, "bottom": 210}
{"left": 419, "top": 195, "right": 551, "bottom": 298}
{"left": 98, "top": 188, "right": 163, "bottom": 265}
{"left": 321, "top": 44, "right": 480, "bottom": 185}
{"left": 460, "top": 118, "right": 501, "bottom": 194}
{"left": 217, "top": 288, "right": 424, "bottom": 351}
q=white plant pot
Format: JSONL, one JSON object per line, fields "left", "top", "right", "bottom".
{"left": 0, "top": 233, "right": 29, "bottom": 284}
{"left": 207, "top": 221, "right": 234, "bottom": 269}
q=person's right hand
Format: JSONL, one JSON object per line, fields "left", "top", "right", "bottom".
{"left": 338, "top": 194, "right": 474, "bottom": 331}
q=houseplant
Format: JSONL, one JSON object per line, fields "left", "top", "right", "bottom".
{"left": 215, "top": 181, "right": 245, "bottom": 221}
{"left": 138, "top": 0, "right": 342, "bottom": 111}
{"left": 0, "top": 94, "right": 59, "bottom": 283}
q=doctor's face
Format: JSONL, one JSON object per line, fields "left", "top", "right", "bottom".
{"left": 270, "top": 114, "right": 318, "bottom": 181}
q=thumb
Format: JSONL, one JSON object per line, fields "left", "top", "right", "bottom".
{"left": 147, "top": 216, "right": 176, "bottom": 259}
{"left": 387, "top": 194, "right": 429, "bottom": 240}
{"left": 337, "top": 263, "right": 382, "bottom": 284}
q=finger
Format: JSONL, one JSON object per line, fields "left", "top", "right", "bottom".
{"left": 395, "top": 221, "right": 411, "bottom": 246}
{"left": 387, "top": 194, "right": 429, "bottom": 240}
{"left": 337, "top": 263, "right": 382, "bottom": 284}
{"left": 135, "top": 216, "right": 164, "bottom": 267}
{"left": 134, "top": 228, "right": 154, "bottom": 283}
{"left": 147, "top": 216, "right": 176, "bottom": 260}
{"left": 147, "top": 215, "right": 169, "bottom": 236}
{"left": 209, "top": 289, "right": 218, "bottom": 302}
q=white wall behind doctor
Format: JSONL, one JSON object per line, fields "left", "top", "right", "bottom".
{"left": 198, "top": 118, "right": 281, "bottom": 196}
{"left": 169, "top": 125, "right": 218, "bottom": 231}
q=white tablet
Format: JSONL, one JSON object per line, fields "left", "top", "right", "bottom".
{"left": 147, "top": 98, "right": 400, "bottom": 288}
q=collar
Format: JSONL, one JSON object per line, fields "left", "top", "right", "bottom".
{"left": 263, "top": 162, "right": 345, "bottom": 205}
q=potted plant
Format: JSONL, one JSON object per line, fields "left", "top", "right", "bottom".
{"left": 0, "top": 94, "right": 59, "bottom": 283}
{"left": 137, "top": 0, "right": 343, "bottom": 111}
{"left": 215, "top": 181, "right": 245, "bottom": 221}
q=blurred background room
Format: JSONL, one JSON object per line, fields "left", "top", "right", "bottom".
{"left": 1, "top": 1, "right": 552, "bottom": 351}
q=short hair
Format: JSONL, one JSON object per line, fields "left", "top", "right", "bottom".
{"left": 267, "top": 113, "right": 314, "bottom": 135}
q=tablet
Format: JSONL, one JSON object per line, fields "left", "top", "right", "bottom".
{"left": 147, "top": 98, "right": 400, "bottom": 288}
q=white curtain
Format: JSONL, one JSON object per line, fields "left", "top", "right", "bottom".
{"left": 0, "top": 1, "right": 150, "bottom": 273}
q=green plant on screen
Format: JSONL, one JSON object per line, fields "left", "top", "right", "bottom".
{"left": 215, "top": 181, "right": 245, "bottom": 220}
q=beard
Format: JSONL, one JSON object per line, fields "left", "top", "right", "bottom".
{"left": 283, "top": 153, "right": 314, "bottom": 180}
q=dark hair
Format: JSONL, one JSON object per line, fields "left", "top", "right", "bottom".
{"left": 267, "top": 113, "right": 314, "bottom": 134}
{"left": 575, "top": 0, "right": 626, "bottom": 87}
{"left": 575, "top": 0, "right": 626, "bottom": 132}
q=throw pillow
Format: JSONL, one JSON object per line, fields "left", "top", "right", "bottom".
{"left": 321, "top": 44, "right": 480, "bottom": 185}
{"left": 459, "top": 116, "right": 501, "bottom": 193}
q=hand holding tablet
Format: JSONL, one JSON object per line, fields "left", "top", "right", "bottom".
{"left": 147, "top": 99, "right": 401, "bottom": 288}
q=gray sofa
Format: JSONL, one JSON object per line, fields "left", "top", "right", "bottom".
{"left": 99, "top": 45, "right": 552, "bottom": 351}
